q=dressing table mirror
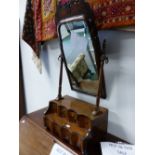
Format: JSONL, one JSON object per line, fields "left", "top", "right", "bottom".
{"left": 44, "top": 1, "right": 109, "bottom": 154}
{"left": 56, "top": 0, "right": 107, "bottom": 98}
{"left": 59, "top": 17, "right": 103, "bottom": 97}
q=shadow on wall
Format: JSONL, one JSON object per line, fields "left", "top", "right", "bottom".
{"left": 41, "top": 39, "right": 60, "bottom": 77}
{"left": 41, "top": 43, "right": 50, "bottom": 75}
{"left": 107, "top": 110, "right": 128, "bottom": 142}
{"left": 98, "top": 30, "right": 135, "bottom": 100}
{"left": 98, "top": 30, "right": 134, "bottom": 57}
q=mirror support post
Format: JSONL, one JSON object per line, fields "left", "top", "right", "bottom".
{"left": 92, "top": 55, "right": 104, "bottom": 115}
{"left": 56, "top": 55, "right": 64, "bottom": 100}
{"left": 96, "top": 56, "right": 104, "bottom": 110}
{"left": 92, "top": 40, "right": 109, "bottom": 115}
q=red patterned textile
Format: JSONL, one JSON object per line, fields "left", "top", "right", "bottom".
{"left": 41, "top": 0, "right": 57, "bottom": 41}
{"left": 32, "top": 0, "right": 42, "bottom": 42}
{"left": 22, "top": 0, "right": 57, "bottom": 56}
{"left": 60, "top": 0, "right": 135, "bottom": 29}
{"left": 22, "top": 0, "right": 135, "bottom": 56}
{"left": 22, "top": 0, "right": 40, "bottom": 56}
{"left": 88, "top": 0, "right": 135, "bottom": 29}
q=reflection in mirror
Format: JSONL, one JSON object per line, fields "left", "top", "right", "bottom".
{"left": 60, "top": 20, "right": 100, "bottom": 96}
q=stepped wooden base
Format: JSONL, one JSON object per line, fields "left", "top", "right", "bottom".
{"left": 44, "top": 95, "right": 108, "bottom": 153}
{"left": 20, "top": 107, "right": 128, "bottom": 155}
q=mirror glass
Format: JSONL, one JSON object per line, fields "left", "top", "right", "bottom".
{"left": 60, "top": 20, "right": 100, "bottom": 96}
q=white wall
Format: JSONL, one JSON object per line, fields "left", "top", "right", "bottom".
{"left": 19, "top": 0, "right": 135, "bottom": 144}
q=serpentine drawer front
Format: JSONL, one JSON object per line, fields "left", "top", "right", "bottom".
{"left": 20, "top": 107, "right": 126, "bottom": 155}
{"left": 44, "top": 95, "right": 108, "bottom": 154}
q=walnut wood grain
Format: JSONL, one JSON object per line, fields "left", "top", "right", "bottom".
{"left": 20, "top": 108, "right": 127, "bottom": 155}
{"left": 44, "top": 95, "right": 108, "bottom": 153}
{"left": 20, "top": 116, "right": 54, "bottom": 155}
{"left": 20, "top": 108, "right": 80, "bottom": 155}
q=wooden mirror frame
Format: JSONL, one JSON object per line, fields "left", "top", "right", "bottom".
{"left": 56, "top": 0, "right": 106, "bottom": 98}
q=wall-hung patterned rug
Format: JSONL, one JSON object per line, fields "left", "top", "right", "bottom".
{"left": 22, "top": 0, "right": 135, "bottom": 71}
